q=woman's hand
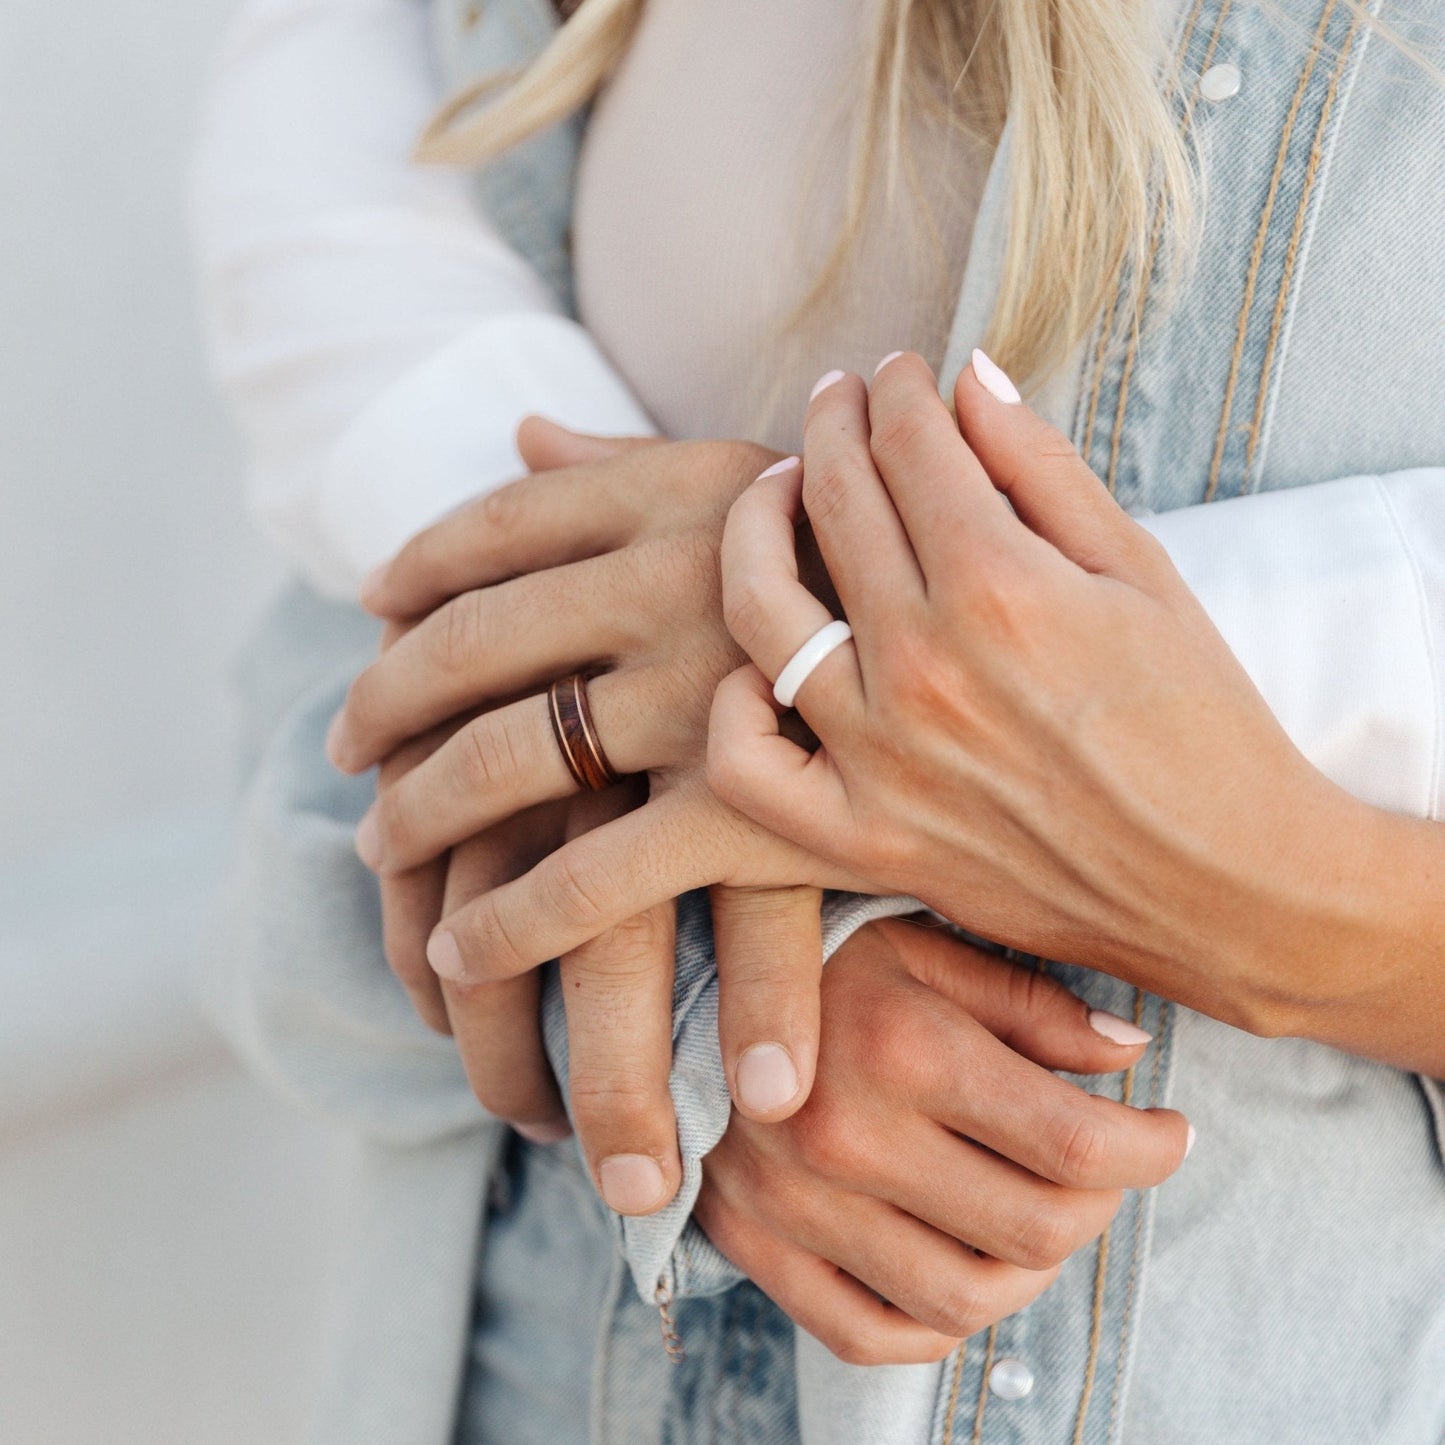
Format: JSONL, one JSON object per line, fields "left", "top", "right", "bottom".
{"left": 709, "top": 351, "right": 1385, "bottom": 1038}
{"left": 697, "top": 918, "right": 1193, "bottom": 1364}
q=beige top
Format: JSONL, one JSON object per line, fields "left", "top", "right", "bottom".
{"left": 572, "top": 0, "right": 990, "bottom": 454}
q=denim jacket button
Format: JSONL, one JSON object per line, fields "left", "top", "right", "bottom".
{"left": 988, "top": 1357, "right": 1035, "bottom": 1400}
{"left": 1201, "top": 62, "right": 1242, "bottom": 102}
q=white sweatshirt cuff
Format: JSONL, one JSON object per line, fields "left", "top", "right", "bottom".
{"left": 273, "top": 314, "right": 657, "bottom": 598}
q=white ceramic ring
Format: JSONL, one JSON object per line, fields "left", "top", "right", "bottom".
{"left": 772, "top": 620, "right": 854, "bottom": 709}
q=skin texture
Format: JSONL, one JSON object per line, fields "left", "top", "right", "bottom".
{"left": 338, "top": 421, "right": 871, "bottom": 1211}
{"left": 696, "top": 919, "right": 1187, "bottom": 1363}
{"left": 711, "top": 352, "right": 1445, "bottom": 1075}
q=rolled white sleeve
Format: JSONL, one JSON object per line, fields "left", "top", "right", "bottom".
{"left": 1139, "top": 469, "right": 1445, "bottom": 821}
{"left": 192, "top": 0, "right": 652, "bottom": 599}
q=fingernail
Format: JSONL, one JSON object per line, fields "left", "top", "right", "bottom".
{"left": 515, "top": 1120, "right": 572, "bottom": 1145}
{"left": 756, "top": 456, "right": 801, "bottom": 480}
{"left": 873, "top": 350, "right": 904, "bottom": 376}
{"left": 324, "top": 711, "right": 350, "bottom": 769}
{"left": 1088, "top": 1009, "right": 1153, "bottom": 1046}
{"left": 354, "top": 807, "right": 384, "bottom": 870}
{"left": 427, "top": 929, "right": 467, "bottom": 982}
{"left": 736, "top": 1043, "right": 801, "bottom": 1114}
{"left": 1185, "top": 1124, "right": 1197, "bottom": 1159}
{"left": 599, "top": 1154, "right": 668, "bottom": 1214}
{"left": 359, "top": 562, "right": 389, "bottom": 607}
{"left": 810, "top": 369, "right": 846, "bottom": 401}
{"left": 971, "top": 347, "right": 1022, "bottom": 405}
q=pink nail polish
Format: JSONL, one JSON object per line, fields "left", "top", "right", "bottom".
{"left": 599, "top": 1154, "right": 667, "bottom": 1214}
{"left": 971, "top": 347, "right": 1022, "bottom": 405}
{"left": 427, "top": 929, "right": 466, "bottom": 982}
{"left": 756, "top": 456, "right": 801, "bottom": 480}
{"left": 354, "top": 807, "right": 384, "bottom": 871}
{"left": 1088, "top": 1009, "right": 1153, "bottom": 1046}
{"left": 736, "top": 1043, "right": 800, "bottom": 1114}
{"left": 873, "top": 351, "right": 905, "bottom": 377}
{"left": 810, "top": 369, "right": 846, "bottom": 401}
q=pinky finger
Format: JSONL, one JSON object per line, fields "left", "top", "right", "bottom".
{"left": 380, "top": 863, "right": 451, "bottom": 1035}
{"left": 706, "top": 665, "right": 854, "bottom": 859}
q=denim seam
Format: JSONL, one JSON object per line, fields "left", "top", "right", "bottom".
{"left": 1204, "top": 0, "right": 1340, "bottom": 503}
{"left": 1243, "top": 0, "right": 1367, "bottom": 487}
{"left": 1077, "top": 0, "right": 1215, "bottom": 476}
{"left": 939, "top": 1340, "right": 969, "bottom": 1443}
{"left": 1374, "top": 474, "right": 1444, "bottom": 821}
{"left": 968, "top": 1323, "right": 999, "bottom": 1444}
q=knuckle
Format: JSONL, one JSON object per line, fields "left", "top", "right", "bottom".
{"left": 961, "top": 557, "right": 1037, "bottom": 635}
{"left": 922, "top": 1279, "right": 988, "bottom": 1340}
{"left": 542, "top": 854, "right": 614, "bottom": 932}
{"left": 705, "top": 730, "right": 750, "bottom": 809}
{"left": 722, "top": 569, "right": 773, "bottom": 654}
{"left": 481, "top": 482, "right": 521, "bottom": 534}
{"left": 1009, "top": 1202, "right": 1082, "bottom": 1271}
{"left": 801, "top": 462, "right": 853, "bottom": 531}
{"left": 436, "top": 592, "right": 484, "bottom": 674}
{"left": 868, "top": 409, "right": 933, "bottom": 470}
{"left": 371, "top": 791, "right": 412, "bottom": 862}
{"left": 828, "top": 1324, "right": 893, "bottom": 1368}
{"left": 1051, "top": 1111, "right": 1114, "bottom": 1187}
{"left": 459, "top": 713, "right": 520, "bottom": 790}
{"left": 792, "top": 1099, "right": 867, "bottom": 1181}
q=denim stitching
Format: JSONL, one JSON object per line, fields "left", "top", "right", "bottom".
{"left": 940, "top": 1341, "right": 969, "bottom": 1443}
{"left": 1242, "top": 2, "right": 1366, "bottom": 484}
{"left": 1205, "top": 0, "right": 1340, "bottom": 502}
{"left": 1106, "top": 0, "right": 1236, "bottom": 493}
{"left": 968, "top": 1323, "right": 999, "bottom": 1445}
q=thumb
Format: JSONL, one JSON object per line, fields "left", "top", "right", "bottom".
{"left": 516, "top": 415, "right": 659, "bottom": 473}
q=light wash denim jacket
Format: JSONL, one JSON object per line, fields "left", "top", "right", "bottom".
{"left": 214, "top": 0, "right": 1445, "bottom": 1439}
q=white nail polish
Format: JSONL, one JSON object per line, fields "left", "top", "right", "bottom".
{"left": 1088, "top": 1009, "right": 1153, "bottom": 1046}
{"left": 810, "top": 369, "right": 846, "bottom": 401}
{"left": 873, "top": 351, "right": 904, "bottom": 377}
{"left": 971, "top": 347, "right": 1022, "bottom": 405}
{"left": 756, "top": 456, "right": 800, "bottom": 480}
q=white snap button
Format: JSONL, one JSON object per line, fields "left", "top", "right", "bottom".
{"left": 1200, "top": 62, "right": 1242, "bottom": 102}
{"left": 988, "top": 1357, "right": 1035, "bottom": 1400}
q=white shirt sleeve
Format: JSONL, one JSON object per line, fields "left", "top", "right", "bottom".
{"left": 1139, "top": 470, "right": 1445, "bottom": 822}
{"left": 191, "top": 0, "right": 654, "bottom": 600}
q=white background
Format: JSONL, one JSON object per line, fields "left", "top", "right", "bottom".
{"left": 0, "top": 4, "right": 356, "bottom": 1441}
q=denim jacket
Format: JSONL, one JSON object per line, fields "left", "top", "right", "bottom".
{"left": 214, "top": 0, "right": 1445, "bottom": 1439}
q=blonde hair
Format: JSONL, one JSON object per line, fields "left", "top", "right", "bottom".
{"left": 418, "top": 0, "right": 1200, "bottom": 385}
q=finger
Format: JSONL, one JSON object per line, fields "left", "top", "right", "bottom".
{"left": 913, "top": 1003, "right": 1192, "bottom": 1191}
{"left": 721, "top": 465, "right": 865, "bottom": 726}
{"left": 711, "top": 884, "right": 822, "bottom": 1122}
{"left": 834, "top": 1111, "right": 1124, "bottom": 1273}
{"left": 443, "top": 815, "right": 571, "bottom": 1139}
{"left": 799, "top": 369, "right": 923, "bottom": 620}
{"left": 380, "top": 863, "right": 451, "bottom": 1034}
{"left": 693, "top": 1191, "right": 962, "bottom": 1366}
{"left": 953, "top": 351, "right": 1171, "bottom": 584}
{"left": 866, "top": 351, "right": 1022, "bottom": 579}
{"left": 515, "top": 416, "right": 656, "bottom": 473}
{"left": 784, "top": 1187, "right": 1057, "bottom": 1343}
{"left": 360, "top": 468, "right": 644, "bottom": 621}
{"left": 877, "top": 919, "right": 1158, "bottom": 1075}
{"left": 427, "top": 788, "right": 725, "bottom": 986}
{"left": 563, "top": 897, "right": 682, "bottom": 1216}
{"left": 333, "top": 557, "right": 643, "bottom": 773}
{"left": 358, "top": 673, "right": 666, "bottom": 873}
{"left": 706, "top": 665, "right": 855, "bottom": 862}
